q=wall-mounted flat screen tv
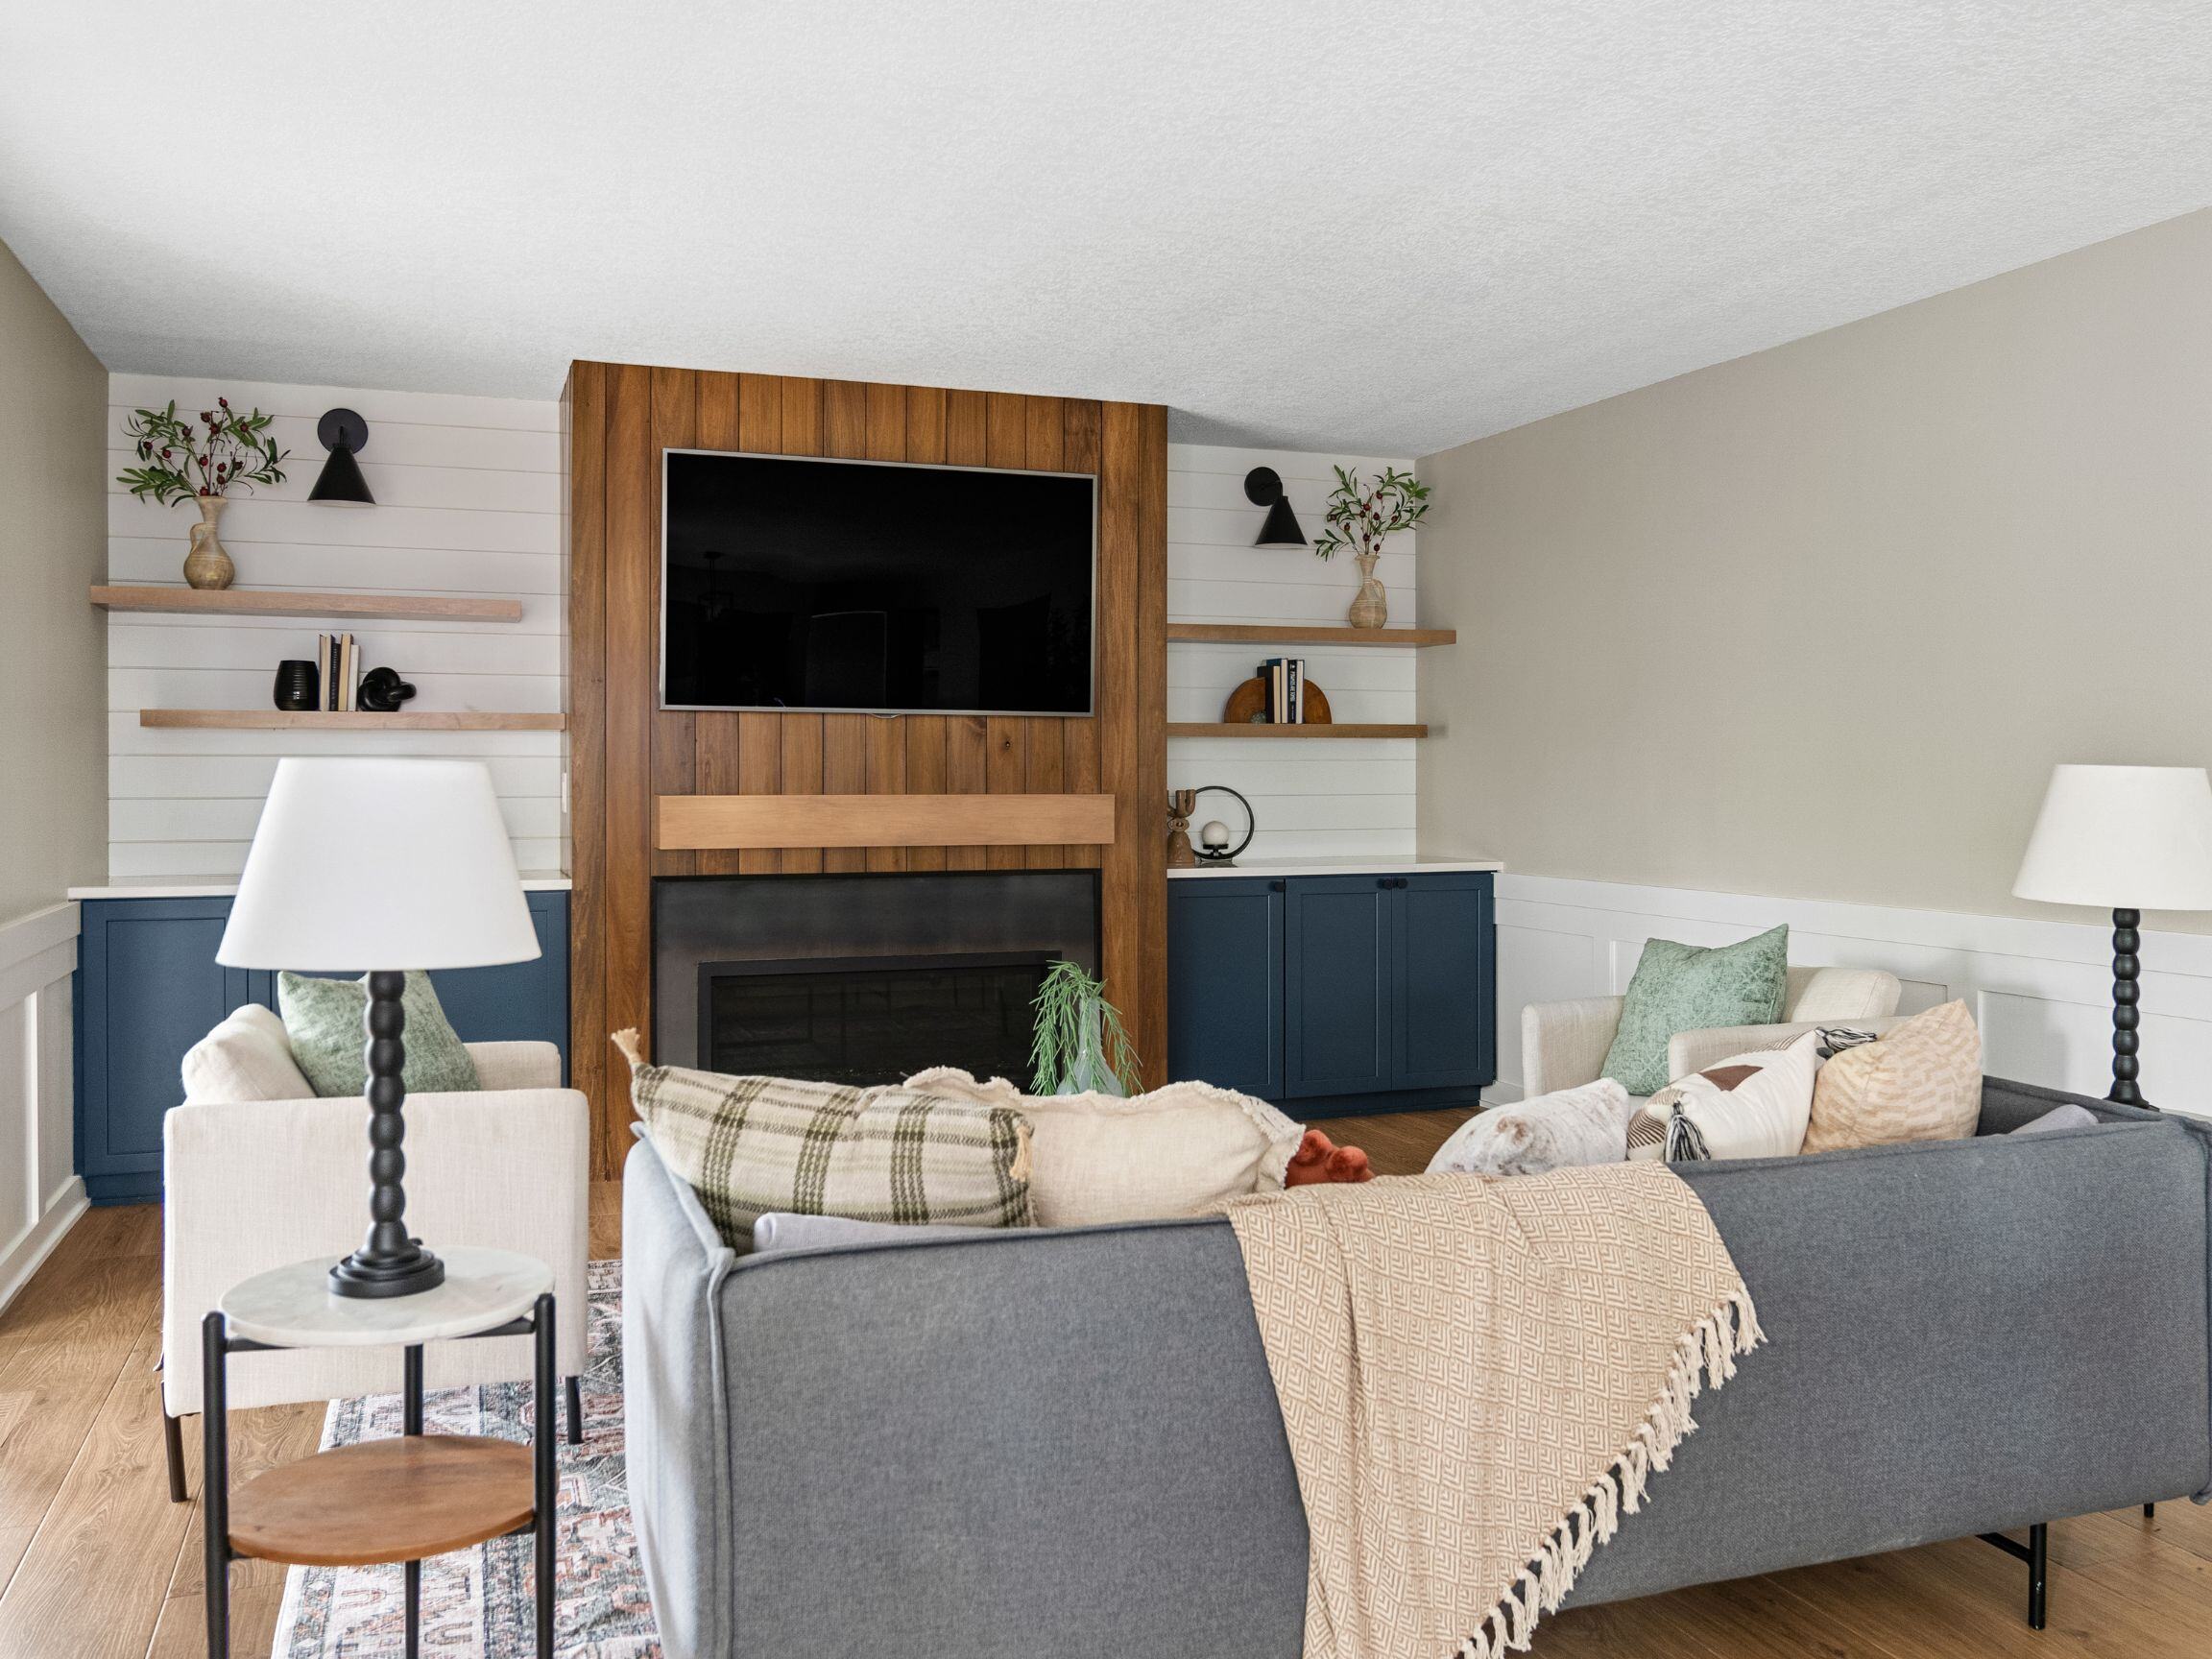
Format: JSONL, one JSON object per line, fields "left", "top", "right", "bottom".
{"left": 661, "top": 449, "right": 1096, "bottom": 715}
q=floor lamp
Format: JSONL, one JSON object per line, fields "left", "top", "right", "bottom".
{"left": 2012, "top": 763, "right": 2212, "bottom": 1110}
{"left": 216, "top": 757, "right": 541, "bottom": 1297}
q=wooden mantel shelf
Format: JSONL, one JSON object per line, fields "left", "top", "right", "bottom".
{"left": 140, "top": 710, "right": 564, "bottom": 732}
{"left": 92, "top": 585, "right": 525, "bottom": 624}
{"left": 658, "top": 793, "right": 1118, "bottom": 851}
{"left": 1166, "top": 624, "right": 1455, "bottom": 647}
{"left": 1167, "top": 723, "right": 1428, "bottom": 740}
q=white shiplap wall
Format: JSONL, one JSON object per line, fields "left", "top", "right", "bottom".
{"left": 105, "top": 374, "right": 563, "bottom": 878}
{"left": 1167, "top": 444, "right": 1419, "bottom": 862}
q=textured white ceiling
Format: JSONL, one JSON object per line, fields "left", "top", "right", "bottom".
{"left": 6, "top": 2, "right": 2212, "bottom": 454}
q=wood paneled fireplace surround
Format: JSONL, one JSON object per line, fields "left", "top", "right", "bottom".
{"left": 564, "top": 361, "right": 1168, "bottom": 1177}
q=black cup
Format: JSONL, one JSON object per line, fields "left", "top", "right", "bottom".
{"left": 273, "top": 660, "right": 320, "bottom": 711}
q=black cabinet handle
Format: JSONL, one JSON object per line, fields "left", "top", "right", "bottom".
{"left": 1396, "top": 878, "right": 1410, "bottom": 889}
{"left": 1268, "top": 880, "right": 1285, "bottom": 892}
{"left": 1377, "top": 878, "right": 1390, "bottom": 890}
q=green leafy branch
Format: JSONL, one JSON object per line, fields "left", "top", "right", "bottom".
{"left": 1312, "top": 464, "right": 1431, "bottom": 561}
{"left": 117, "top": 398, "right": 289, "bottom": 507}
{"left": 1029, "top": 958, "right": 1141, "bottom": 1094}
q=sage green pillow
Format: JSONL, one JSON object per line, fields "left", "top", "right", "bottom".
{"left": 277, "top": 971, "right": 481, "bottom": 1098}
{"left": 1600, "top": 925, "right": 1790, "bottom": 1095}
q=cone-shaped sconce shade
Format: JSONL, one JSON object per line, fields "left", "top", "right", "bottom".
{"left": 308, "top": 407, "right": 375, "bottom": 504}
{"left": 1244, "top": 467, "right": 1307, "bottom": 546}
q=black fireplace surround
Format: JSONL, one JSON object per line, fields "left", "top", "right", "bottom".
{"left": 653, "top": 871, "right": 1100, "bottom": 1086}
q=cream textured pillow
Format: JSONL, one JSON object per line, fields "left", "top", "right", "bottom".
{"left": 1425, "top": 1079, "right": 1634, "bottom": 1177}
{"left": 181, "top": 1002, "right": 315, "bottom": 1103}
{"left": 1802, "top": 999, "right": 1982, "bottom": 1153}
{"left": 903, "top": 1069, "right": 1304, "bottom": 1226}
{"left": 1627, "top": 1030, "right": 1820, "bottom": 1162}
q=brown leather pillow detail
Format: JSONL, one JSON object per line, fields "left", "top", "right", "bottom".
{"left": 1697, "top": 1065, "right": 1761, "bottom": 1092}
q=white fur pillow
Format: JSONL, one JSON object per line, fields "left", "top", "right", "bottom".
{"left": 1425, "top": 1079, "right": 1634, "bottom": 1178}
{"left": 903, "top": 1069, "right": 1304, "bottom": 1226}
{"left": 181, "top": 1002, "right": 314, "bottom": 1103}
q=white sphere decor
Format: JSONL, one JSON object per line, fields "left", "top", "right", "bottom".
{"left": 1200, "top": 820, "right": 1232, "bottom": 852}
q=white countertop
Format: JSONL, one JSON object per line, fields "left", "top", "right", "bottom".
{"left": 1167, "top": 855, "right": 1503, "bottom": 879}
{"left": 69, "top": 872, "right": 574, "bottom": 900}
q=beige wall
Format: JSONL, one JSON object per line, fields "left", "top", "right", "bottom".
{"left": 1416, "top": 208, "right": 2212, "bottom": 933}
{"left": 0, "top": 238, "right": 107, "bottom": 924}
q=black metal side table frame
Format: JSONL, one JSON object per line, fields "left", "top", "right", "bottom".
{"left": 201, "top": 1293, "right": 557, "bottom": 1658}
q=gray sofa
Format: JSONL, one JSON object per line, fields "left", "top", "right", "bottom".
{"left": 622, "top": 1079, "right": 2212, "bottom": 1659}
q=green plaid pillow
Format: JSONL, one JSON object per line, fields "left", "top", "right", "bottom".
{"left": 627, "top": 1060, "right": 1035, "bottom": 1250}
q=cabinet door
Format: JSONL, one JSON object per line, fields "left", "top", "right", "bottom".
{"left": 1284, "top": 877, "right": 1392, "bottom": 1098}
{"left": 1389, "top": 873, "right": 1495, "bottom": 1090}
{"left": 1167, "top": 879, "right": 1284, "bottom": 1098}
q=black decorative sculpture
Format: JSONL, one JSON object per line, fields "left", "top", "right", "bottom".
{"left": 357, "top": 666, "right": 418, "bottom": 712}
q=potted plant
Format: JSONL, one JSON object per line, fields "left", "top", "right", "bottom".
{"left": 1029, "top": 959, "right": 1141, "bottom": 1096}
{"left": 117, "top": 398, "right": 289, "bottom": 589}
{"left": 1314, "top": 464, "right": 1431, "bottom": 628}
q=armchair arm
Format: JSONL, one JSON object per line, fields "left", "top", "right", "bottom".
{"left": 466, "top": 1039, "right": 563, "bottom": 1092}
{"left": 1522, "top": 997, "right": 1624, "bottom": 1096}
{"left": 1668, "top": 1015, "right": 1911, "bottom": 1081}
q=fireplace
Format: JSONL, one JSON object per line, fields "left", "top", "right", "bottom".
{"left": 654, "top": 871, "right": 1099, "bottom": 1082}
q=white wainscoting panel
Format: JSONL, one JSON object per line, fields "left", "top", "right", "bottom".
{"left": 1166, "top": 444, "right": 1419, "bottom": 861}
{"left": 0, "top": 903, "right": 86, "bottom": 1313}
{"left": 106, "top": 374, "right": 564, "bottom": 878}
{"left": 1487, "top": 873, "right": 2210, "bottom": 1117}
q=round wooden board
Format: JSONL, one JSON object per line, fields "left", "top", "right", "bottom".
{"left": 228, "top": 1435, "right": 534, "bottom": 1566}
{"left": 1221, "top": 676, "right": 1332, "bottom": 726}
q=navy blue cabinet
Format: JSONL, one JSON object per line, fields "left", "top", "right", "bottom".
{"left": 75, "top": 889, "right": 569, "bottom": 1205}
{"left": 1169, "top": 871, "right": 1493, "bottom": 1114}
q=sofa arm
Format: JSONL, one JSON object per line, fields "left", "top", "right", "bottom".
{"left": 1667, "top": 1015, "right": 1911, "bottom": 1081}
{"left": 1522, "top": 997, "right": 1624, "bottom": 1096}
{"left": 466, "top": 1040, "right": 563, "bottom": 1092}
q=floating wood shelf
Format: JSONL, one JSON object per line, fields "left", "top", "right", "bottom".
{"left": 657, "top": 792, "right": 1117, "bottom": 851}
{"left": 139, "top": 710, "right": 564, "bottom": 732}
{"left": 1167, "top": 723, "right": 1429, "bottom": 739}
{"left": 92, "top": 585, "right": 525, "bottom": 624}
{"left": 1166, "top": 624, "right": 1455, "bottom": 647}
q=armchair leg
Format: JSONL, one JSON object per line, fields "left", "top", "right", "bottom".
{"left": 161, "top": 1408, "right": 187, "bottom": 1503}
{"left": 565, "top": 1375, "right": 584, "bottom": 1446}
{"left": 1977, "top": 1523, "right": 2047, "bottom": 1630}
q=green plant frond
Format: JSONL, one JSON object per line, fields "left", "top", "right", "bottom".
{"left": 1028, "top": 958, "right": 1140, "bottom": 1094}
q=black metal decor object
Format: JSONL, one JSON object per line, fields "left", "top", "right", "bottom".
{"left": 327, "top": 971, "right": 445, "bottom": 1298}
{"left": 273, "top": 660, "right": 320, "bottom": 711}
{"left": 1190, "top": 784, "right": 1255, "bottom": 865}
{"left": 2109, "top": 907, "right": 2151, "bottom": 1107}
{"left": 309, "top": 407, "right": 375, "bottom": 504}
{"left": 1244, "top": 468, "right": 1307, "bottom": 547}
{"left": 357, "top": 666, "right": 418, "bottom": 712}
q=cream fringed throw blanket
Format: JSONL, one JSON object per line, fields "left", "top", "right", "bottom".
{"left": 1222, "top": 1164, "right": 1762, "bottom": 1659}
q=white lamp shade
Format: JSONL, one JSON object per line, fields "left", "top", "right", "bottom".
{"left": 218, "top": 758, "right": 541, "bottom": 971}
{"left": 2012, "top": 764, "right": 2212, "bottom": 912}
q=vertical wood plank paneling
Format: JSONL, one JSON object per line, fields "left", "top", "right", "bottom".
{"left": 1022, "top": 397, "right": 1070, "bottom": 868}
{"left": 981, "top": 394, "right": 1031, "bottom": 872}
{"left": 1131, "top": 401, "right": 1170, "bottom": 1080}
{"left": 902, "top": 386, "right": 951, "bottom": 873}
{"left": 1062, "top": 399, "right": 1105, "bottom": 866}
{"left": 691, "top": 373, "right": 745, "bottom": 877}
{"left": 818, "top": 383, "right": 871, "bottom": 874}
{"left": 564, "top": 363, "right": 608, "bottom": 1158}
{"left": 943, "top": 390, "right": 991, "bottom": 871}
{"left": 1096, "top": 399, "right": 1154, "bottom": 1082}
{"left": 650, "top": 367, "right": 698, "bottom": 878}
{"left": 776, "top": 378, "right": 826, "bottom": 874}
{"left": 731, "top": 373, "right": 785, "bottom": 877}
{"left": 602, "top": 362, "right": 656, "bottom": 1170}
{"left": 863, "top": 384, "right": 910, "bottom": 873}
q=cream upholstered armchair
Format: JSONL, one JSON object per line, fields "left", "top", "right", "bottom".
{"left": 1522, "top": 965, "right": 1907, "bottom": 1100}
{"left": 159, "top": 1005, "right": 589, "bottom": 1502}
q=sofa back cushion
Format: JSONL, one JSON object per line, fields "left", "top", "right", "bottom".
{"left": 1783, "top": 966, "right": 1903, "bottom": 1022}
{"left": 628, "top": 1060, "right": 1035, "bottom": 1248}
{"left": 904, "top": 1069, "right": 1304, "bottom": 1226}
{"left": 181, "top": 1002, "right": 314, "bottom": 1103}
{"left": 1802, "top": 999, "right": 1982, "bottom": 1153}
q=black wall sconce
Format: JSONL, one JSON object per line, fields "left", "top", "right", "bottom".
{"left": 308, "top": 408, "right": 374, "bottom": 504}
{"left": 1244, "top": 468, "right": 1306, "bottom": 546}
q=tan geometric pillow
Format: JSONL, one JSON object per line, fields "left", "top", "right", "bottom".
{"left": 1801, "top": 999, "right": 1981, "bottom": 1153}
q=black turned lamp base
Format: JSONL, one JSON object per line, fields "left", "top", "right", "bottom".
{"left": 2107, "top": 907, "right": 2154, "bottom": 1111}
{"left": 328, "top": 1243, "right": 445, "bottom": 1300}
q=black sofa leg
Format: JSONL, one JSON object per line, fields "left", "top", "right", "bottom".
{"left": 161, "top": 1408, "right": 187, "bottom": 1503}
{"left": 2144, "top": 1502, "right": 2155, "bottom": 1519}
{"left": 566, "top": 1374, "right": 584, "bottom": 1445}
{"left": 1977, "top": 1523, "right": 2047, "bottom": 1630}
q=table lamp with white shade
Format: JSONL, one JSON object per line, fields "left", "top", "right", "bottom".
{"left": 216, "top": 757, "right": 541, "bottom": 1297}
{"left": 2012, "top": 763, "right": 2212, "bottom": 1108}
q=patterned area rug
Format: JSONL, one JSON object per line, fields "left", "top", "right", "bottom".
{"left": 272, "top": 1260, "right": 661, "bottom": 1658}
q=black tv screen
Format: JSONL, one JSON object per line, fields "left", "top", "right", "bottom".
{"left": 661, "top": 450, "right": 1096, "bottom": 714}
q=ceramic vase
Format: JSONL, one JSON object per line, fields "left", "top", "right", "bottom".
{"left": 1348, "top": 550, "right": 1387, "bottom": 629}
{"left": 272, "top": 660, "right": 320, "bottom": 711}
{"left": 1055, "top": 1012, "right": 1128, "bottom": 1097}
{"left": 182, "top": 496, "right": 235, "bottom": 590}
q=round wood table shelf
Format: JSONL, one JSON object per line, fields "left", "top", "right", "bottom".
{"left": 228, "top": 1435, "right": 535, "bottom": 1567}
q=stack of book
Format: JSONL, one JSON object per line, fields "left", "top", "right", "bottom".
{"left": 316, "top": 633, "right": 361, "bottom": 711}
{"left": 1261, "top": 657, "right": 1308, "bottom": 723}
